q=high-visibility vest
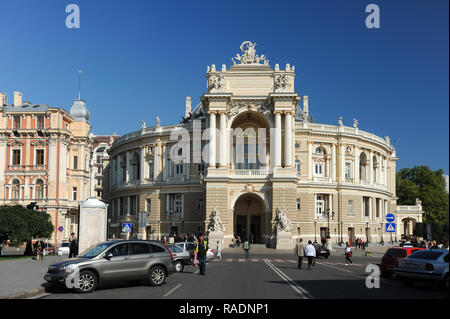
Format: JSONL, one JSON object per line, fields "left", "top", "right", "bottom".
{"left": 244, "top": 241, "right": 249, "bottom": 249}
{"left": 196, "top": 240, "right": 208, "bottom": 253}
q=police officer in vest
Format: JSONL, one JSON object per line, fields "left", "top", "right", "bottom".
{"left": 196, "top": 234, "right": 208, "bottom": 275}
{"left": 243, "top": 239, "right": 250, "bottom": 258}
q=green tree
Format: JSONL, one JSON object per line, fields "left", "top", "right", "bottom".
{"left": 396, "top": 166, "right": 449, "bottom": 240}
{"left": 0, "top": 205, "right": 53, "bottom": 254}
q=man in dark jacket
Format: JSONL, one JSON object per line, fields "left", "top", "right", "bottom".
{"left": 195, "top": 234, "right": 208, "bottom": 275}
{"left": 69, "top": 233, "right": 78, "bottom": 258}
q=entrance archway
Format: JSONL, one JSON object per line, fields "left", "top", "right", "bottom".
{"left": 233, "top": 193, "right": 266, "bottom": 244}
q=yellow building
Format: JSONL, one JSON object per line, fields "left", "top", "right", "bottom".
{"left": 0, "top": 91, "right": 92, "bottom": 244}
{"left": 105, "top": 42, "right": 400, "bottom": 248}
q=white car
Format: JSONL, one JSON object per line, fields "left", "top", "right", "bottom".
{"left": 57, "top": 242, "right": 70, "bottom": 256}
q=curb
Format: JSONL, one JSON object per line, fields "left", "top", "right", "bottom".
{"left": 5, "top": 285, "right": 47, "bottom": 299}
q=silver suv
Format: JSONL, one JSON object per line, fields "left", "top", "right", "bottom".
{"left": 44, "top": 240, "right": 175, "bottom": 293}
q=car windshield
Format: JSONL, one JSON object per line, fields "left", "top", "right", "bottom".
{"left": 408, "top": 250, "right": 444, "bottom": 260}
{"left": 167, "top": 245, "right": 183, "bottom": 253}
{"left": 78, "top": 242, "right": 116, "bottom": 258}
{"left": 385, "top": 249, "right": 407, "bottom": 258}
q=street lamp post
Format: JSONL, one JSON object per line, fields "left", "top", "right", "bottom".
{"left": 366, "top": 222, "right": 369, "bottom": 244}
{"left": 340, "top": 221, "right": 344, "bottom": 246}
{"left": 169, "top": 209, "right": 174, "bottom": 238}
{"left": 380, "top": 222, "right": 384, "bottom": 245}
{"left": 314, "top": 221, "right": 317, "bottom": 243}
{"left": 322, "top": 209, "right": 335, "bottom": 250}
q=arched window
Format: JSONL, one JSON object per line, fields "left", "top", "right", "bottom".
{"left": 315, "top": 147, "right": 323, "bottom": 154}
{"left": 12, "top": 179, "right": 20, "bottom": 199}
{"left": 130, "top": 152, "right": 140, "bottom": 180}
{"left": 36, "top": 179, "right": 44, "bottom": 199}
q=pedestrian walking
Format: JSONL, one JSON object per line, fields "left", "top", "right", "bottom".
{"left": 216, "top": 240, "right": 222, "bottom": 259}
{"left": 69, "top": 233, "right": 78, "bottom": 258}
{"left": 195, "top": 234, "right": 208, "bottom": 275}
{"left": 34, "top": 238, "right": 42, "bottom": 261}
{"left": 294, "top": 238, "right": 305, "bottom": 269}
{"left": 345, "top": 242, "right": 353, "bottom": 265}
{"left": 243, "top": 240, "right": 250, "bottom": 258}
{"left": 305, "top": 240, "right": 316, "bottom": 270}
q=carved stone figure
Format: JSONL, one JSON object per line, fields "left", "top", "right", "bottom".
{"left": 232, "top": 41, "right": 269, "bottom": 65}
{"left": 353, "top": 118, "right": 359, "bottom": 128}
{"left": 141, "top": 120, "right": 146, "bottom": 129}
{"left": 338, "top": 117, "right": 343, "bottom": 126}
{"left": 156, "top": 116, "right": 160, "bottom": 126}
{"left": 207, "top": 208, "right": 225, "bottom": 232}
{"left": 208, "top": 74, "right": 225, "bottom": 93}
{"left": 274, "top": 74, "right": 292, "bottom": 92}
{"left": 273, "top": 208, "right": 291, "bottom": 233}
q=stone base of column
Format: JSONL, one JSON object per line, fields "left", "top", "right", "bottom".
{"left": 275, "top": 231, "right": 293, "bottom": 249}
{"left": 208, "top": 231, "right": 224, "bottom": 251}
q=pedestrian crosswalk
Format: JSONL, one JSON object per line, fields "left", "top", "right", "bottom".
{"left": 211, "top": 258, "right": 366, "bottom": 267}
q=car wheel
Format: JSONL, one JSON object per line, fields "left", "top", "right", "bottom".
{"left": 148, "top": 266, "right": 166, "bottom": 286}
{"left": 174, "top": 261, "right": 184, "bottom": 272}
{"left": 381, "top": 272, "right": 392, "bottom": 279}
{"left": 325, "top": 255, "right": 329, "bottom": 259}
{"left": 75, "top": 270, "right": 97, "bottom": 293}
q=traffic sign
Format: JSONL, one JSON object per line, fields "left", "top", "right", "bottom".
{"left": 385, "top": 213, "right": 395, "bottom": 223}
{"left": 122, "top": 223, "right": 132, "bottom": 233}
{"left": 386, "top": 223, "right": 396, "bottom": 232}
{"left": 58, "top": 226, "right": 64, "bottom": 232}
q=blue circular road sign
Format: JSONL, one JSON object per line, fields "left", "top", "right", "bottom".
{"left": 58, "top": 226, "right": 64, "bottom": 232}
{"left": 386, "top": 213, "right": 395, "bottom": 223}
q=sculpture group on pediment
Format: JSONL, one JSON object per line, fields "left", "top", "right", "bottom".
{"left": 232, "top": 41, "right": 269, "bottom": 65}
{"left": 207, "top": 73, "right": 225, "bottom": 93}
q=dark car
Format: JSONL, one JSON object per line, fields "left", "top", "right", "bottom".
{"left": 380, "top": 247, "right": 425, "bottom": 278}
{"left": 44, "top": 240, "right": 175, "bottom": 293}
{"left": 313, "top": 244, "right": 330, "bottom": 258}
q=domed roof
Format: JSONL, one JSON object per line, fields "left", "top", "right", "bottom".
{"left": 70, "top": 98, "right": 90, "bottom": 122}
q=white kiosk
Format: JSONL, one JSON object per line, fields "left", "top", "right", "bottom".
{"left": 78, "top": 198, "right": 108, "bottom": 254}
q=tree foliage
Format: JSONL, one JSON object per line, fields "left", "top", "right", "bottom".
{"left": 396, "top": 166, "right": 449, "bottom": 225}
{"left": 0, "top": 205, "right": 53, "bottom": 247}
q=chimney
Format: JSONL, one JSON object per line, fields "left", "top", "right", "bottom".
{"left": 303, "top": 95, "right": 309, "bottom": 116}
{"left": 0, "top": 92, "right": 7, "bottom": 106}
{"left": 185, "top": 96, "right": 192, "bottom": 117}
{"left": 13, "top": 91, "right": 23, "bottom": 107}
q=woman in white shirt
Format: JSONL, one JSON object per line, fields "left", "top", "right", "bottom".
{"left": 345, "top": 242, "right": 353, "bottom": 265}
{"left": 305, "top": 241, "right": 317, "bottom": 270}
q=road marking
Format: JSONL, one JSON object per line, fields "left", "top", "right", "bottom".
{"left": 287, "top": 260, "right": 296, "bottom": 263}
{"left": 238, "top": 258, "right": 245, "bottom": 262}
{"left": 251, "top": 258, "right": 258, "bottom": 262}
{"left": 163, "top": 283, "right": 182, "bottom": 297}
{"left": 226, "top": 258, "right": 233, "bottom": 262}
{"left": 274, "top": 259, "right": 284, "bottom": 263}
{"left": 264, "top": 259, "right": 313, "bottom": 299}
{"left": 316, "top": 262, "right": 354, "bottom": 274}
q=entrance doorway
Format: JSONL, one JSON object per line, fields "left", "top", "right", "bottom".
{"left": 233, "top": 194, "right": 265, "bottom": 244}
{"left": 348, "top": 227, "right": 355, "bottom": 246}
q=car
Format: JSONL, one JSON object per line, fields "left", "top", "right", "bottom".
{"left": 43, "top": 243, "right": 56, "bottom": 255}
{"left": 57, "top": 242, "right": 71, "bottom": 256}
{"left": 176, "top": 241, "right": 215, "bottom": 261}
{"left": 313, "top": 244, "right": 330, "bottom": 258}
{"left": 167, "top": 244, "right": 192, "bottom": 272}
{"left": 394, "top": 249, "right": 449, "bottom": 289}
{"left": 44, "top": 240, "right": 175, "bottom": 293}
{"left": 380, "top": 247, "right": 425, "bottom": 278}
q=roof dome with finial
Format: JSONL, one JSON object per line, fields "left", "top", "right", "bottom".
{"left": 70, "top": 98, "right": 90, "bottom": 122}
{"left": 69, "top": 69, "right": 90, "bottom": 122}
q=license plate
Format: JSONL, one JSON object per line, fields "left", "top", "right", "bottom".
{"left": 321, "top": 250, "right": 327, "bottom": 253}
{"left": 404, "top": 263, "right": 419, "bottom": 269}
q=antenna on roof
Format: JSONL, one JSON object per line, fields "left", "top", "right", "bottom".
{"left": 77, "top": 69, "right": 83, "bottom": 99}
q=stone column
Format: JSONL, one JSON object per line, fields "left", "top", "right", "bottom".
{"left": 354, "top": 148, "right": 360, "bottom": 183}
{"left": 140, "top": 147, "right": 145, "bottom": 181}
{"left": 209, "top": 112, "right": 216, "bottom": 167}
{"left": 340, "top": 144, "right": 345, "bottom": 182}
{"left": 125, "top": 152, "right": 130, "bottom": 183}
{"left": 274, "top": 112, "right": 282, "bottom": 168}
{"left": 153, "top": 144, "right": 158, "bottom": 180}
{"left": 220, "top": 112, "right": 227, "bottom": 167}
{"left": 284, "top": 111, "right": 292, "bottom": 167}
{"left": 369, "top": 150, "right": 373, "bottom": 185}
{"left": 308, "top": 142, "right": 313, "bottom": 180}
{"left": 163, "top": 144, "right": 167, "bottom": 181}
{"left": 331, "top": 144, "right": 336, "bottom": 182}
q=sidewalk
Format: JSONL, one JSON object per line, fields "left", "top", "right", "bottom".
{"left": 0, "top": 255, "right": 66, "bottom": 299}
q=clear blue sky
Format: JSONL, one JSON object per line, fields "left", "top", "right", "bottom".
{"left": 0, "top": 0, "right": 448, "bottom": 174}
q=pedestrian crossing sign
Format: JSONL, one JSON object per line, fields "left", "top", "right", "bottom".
{"left": 386, "top": 223, "right": 396, "bottom": 232}
{"left": 122, "top": 223, "right": 132, "bottom": 233}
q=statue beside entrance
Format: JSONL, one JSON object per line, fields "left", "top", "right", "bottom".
{"left": 271, "top": 208, "right": 293, "bottom": 249}
{"left": 207, "top": 207, "right": 224, "bottom": 252}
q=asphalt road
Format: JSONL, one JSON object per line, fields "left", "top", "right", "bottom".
{"left": 39, "top": 249, "right": 448, "bottom": 300}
